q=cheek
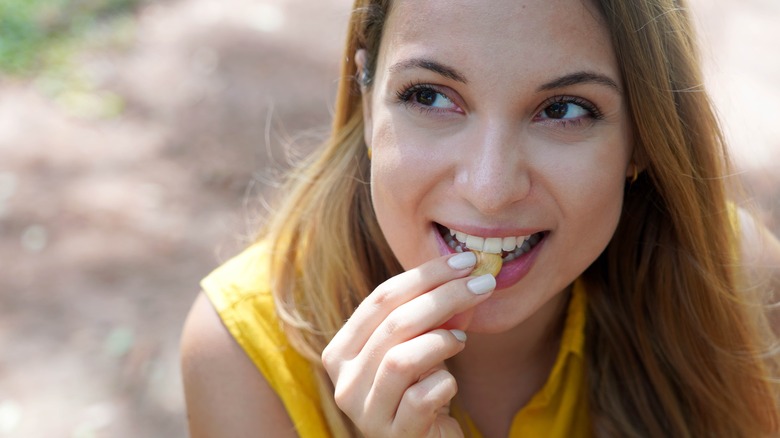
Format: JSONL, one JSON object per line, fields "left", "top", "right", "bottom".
{"left": 558, "top": 141, "right": 629, "bottom": 247}
{"left": 369, "top": 111, "right": 453, "bottom": 202}
{"left": 369, "top": 116, "right": 444, "bottom": 268}
{"left": 370, "top": 117, "right": 421, "bottom": 211}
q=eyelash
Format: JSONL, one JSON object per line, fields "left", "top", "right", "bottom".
{"left": 395, "top": 81, "right": 432, "bottom": 102}
{"left": 540, "top": 95, "right": 604, "bottom": 120}
{"left": 395, "top": 81, "right": 456, "bottom": 114}
{"left": 394, "top": 82, "right": 604, "bottom": 123}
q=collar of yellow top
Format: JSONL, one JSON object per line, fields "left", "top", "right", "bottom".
{"left": 450, "top": 279, "right": 588, "bottom": 435}
{"left": 525, "top": 278, "right": 587, "bottom": 407}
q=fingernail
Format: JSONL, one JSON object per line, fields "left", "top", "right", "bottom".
{"left": 450, "top": 329, "right": 467, "bottom": 342}
{"left": 467, "top": 274, "right": 496, "bottom": 295}
{"left": 448, "top": 251, "right": 477, "bottom": 270}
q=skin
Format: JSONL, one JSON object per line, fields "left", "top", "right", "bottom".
{"left": 181, "top": 293, "right": 299, "bottom": 438}
{"left": 180, "top": 0, "right": 780, "bottom": 437}
{"left": 364, "top": 0, "right": 631, "bottom": 335}
{"left": 326, "top": 0, "right": 631, "bottom": 436}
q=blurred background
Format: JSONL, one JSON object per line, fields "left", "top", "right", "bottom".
{"left": 0, "top": 0, "right": 777, "bottom": 436}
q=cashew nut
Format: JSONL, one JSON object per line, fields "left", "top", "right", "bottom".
{"left": 471, "top": 251, "right": 502, "bottom": 277}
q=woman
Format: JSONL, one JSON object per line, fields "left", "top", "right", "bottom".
{"left": 181, "top": 0, "right": 780, "bottom": 436}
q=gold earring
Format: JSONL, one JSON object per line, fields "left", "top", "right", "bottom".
{"left": 367, "top": 147, "right": 372, "bottom": 160}
{"left": 630, "top": 163, "right": 638, "bottom": 184}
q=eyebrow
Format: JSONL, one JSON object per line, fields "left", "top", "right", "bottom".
{"left": 537, "top": 71, "right": 621, "bottom": 93}
{"left": 388, "top": 58, "right": 468, "bottom": 84}
{"left": 388, "top": 59, "right": 620, "bottom": 94}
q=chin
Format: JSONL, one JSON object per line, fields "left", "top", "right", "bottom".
{"left": 469, "top": 268, "right": 576, "bottom": 335}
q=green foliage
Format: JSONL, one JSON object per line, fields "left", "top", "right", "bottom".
{"left": 0, "top": 0, "right": 141, "bottom": 75}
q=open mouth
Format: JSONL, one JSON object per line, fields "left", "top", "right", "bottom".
{"left": 436, "top": 223, "right": 546, "bottom": 262}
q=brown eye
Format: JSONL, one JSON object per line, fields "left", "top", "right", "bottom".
{"left": 544, "top": 102, "right": 569, "bottom": 119}
{"left": 414, "top": 88, "right": 455, "bottom": 109}
{"left": 416, "top": 89, "right": 438, "bottom": 106}
{"left": 539, "top": 100, "right": 591, "bottom": 120}
{"left": 396, "top": 83, "right": 460, "bottom": 112}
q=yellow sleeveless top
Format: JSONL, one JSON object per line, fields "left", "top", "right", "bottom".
{"left": 201, "top": 243, "right": 592, "bottom": 437}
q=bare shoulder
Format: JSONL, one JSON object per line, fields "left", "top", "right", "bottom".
{"left": 180, "top": 292, "right": 298, "bottom": 438}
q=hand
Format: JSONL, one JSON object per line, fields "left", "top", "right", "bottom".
{"left": 321, "top": 252, "right": 496, "bottom": 438}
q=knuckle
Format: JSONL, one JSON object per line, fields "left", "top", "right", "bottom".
{"left": 381, "top": 313, "right": 405, "bottom": 337}
{"left": 440, "top": 373, "right": 458, "bottom": 398}
{"left": 381, "top": 347, "right": 414, "bottom": 375}
{"left": 321, "top": 346, "right": 337, "bottom": 369}
{"left": 332, "top": 383, "right": 350, "bottom": 410}
{"left": 406, "top": 371, "right": 457, "bottom": 412}
{"left": 332, "top": 375, "right": 358, "bottom": 412}
{"left": 370, "top": 281, "right": 394, "bottom": 306}
{"left": 405, "top": 388, "right": 435, "bottom": 413}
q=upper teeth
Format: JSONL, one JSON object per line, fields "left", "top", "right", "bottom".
{"left": 450, "top": 228, "right": 530, "bottom": 254}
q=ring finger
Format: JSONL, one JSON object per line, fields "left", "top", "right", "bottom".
{"left": 364, "top": 328, "right": 468, "bottom": 422}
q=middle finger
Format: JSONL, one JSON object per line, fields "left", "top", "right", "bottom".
{"left": 359, "top": 273, "right": 495, "bottom": 367}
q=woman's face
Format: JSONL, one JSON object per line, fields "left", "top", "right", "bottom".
{"left": 363, "top": 0, "right": 632, "bottom": 333}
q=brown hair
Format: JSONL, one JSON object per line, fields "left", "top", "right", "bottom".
{"left": 585, "top": 0, "right": 778, "bottom": 435}
{"left": 260, "top": 0, "right": 779, "bottom": 435}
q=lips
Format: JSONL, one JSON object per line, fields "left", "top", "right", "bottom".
{"left": 434, "top": 223, "right": 546, "bottom": 289}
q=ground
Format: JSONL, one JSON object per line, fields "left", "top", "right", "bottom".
{"left": 0, "top": 0, "right": 777, "bottom": 436}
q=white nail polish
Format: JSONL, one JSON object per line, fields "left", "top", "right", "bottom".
{"left": 448, "top": 251, "right": 477, "bottom": 270}
{"left": 450, "top": 329, "right": 467, "bottom": 342}
{"left": 467, "top": 274, "right": 496, "bottom": 295}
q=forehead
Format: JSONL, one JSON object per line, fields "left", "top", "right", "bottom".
{"left": 378, "top": 0, "right": 618, "bottom": 83}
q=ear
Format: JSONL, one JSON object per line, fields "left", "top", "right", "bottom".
{"left": 626, "top": 157, "right": 648, "bottom": 180}
{"left": 626, "top": 161, "right": 637, "bottom": 180}
{"left": 355, "top": 49, "right": 373, "bottom": 149}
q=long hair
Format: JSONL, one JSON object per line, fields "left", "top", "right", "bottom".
{"left": 259, "top": 0, "right": 779, "bottom": 435}
{"left": 584, "top": 0, "right": 779, "bottom": 435}
{"left": 260, "top": 2, "right": 394, "bottom": 433}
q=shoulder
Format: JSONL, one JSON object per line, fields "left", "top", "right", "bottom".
{"left": 180, "top": 292, "right": 298, "bottom": 438}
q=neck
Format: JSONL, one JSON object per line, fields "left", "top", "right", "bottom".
{"left": 446, "top": 288, "right": 571, "bottom": 437}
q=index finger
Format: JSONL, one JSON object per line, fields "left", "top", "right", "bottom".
{"left": 323, "top": 251, "right": 477, "bottom": 359}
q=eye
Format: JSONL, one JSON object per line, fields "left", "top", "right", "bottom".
{"left": 395, "top": 82, "right": 461, "bottom": 113}
{"left": 414, "top": 88, "right": 454, "bottom": 108}
{"left": 541, "top": 101, "right": 589, "bottom": 119}
{"left": 535, "top": 96, "right": 602, "bottom": 124}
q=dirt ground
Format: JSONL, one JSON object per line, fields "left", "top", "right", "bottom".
{"left": 0, "top": 0, "right": 777, "bottom": 437}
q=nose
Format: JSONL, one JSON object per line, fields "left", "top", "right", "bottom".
{"left": 453, "top": 122, "right": 531, "bottom": 214}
